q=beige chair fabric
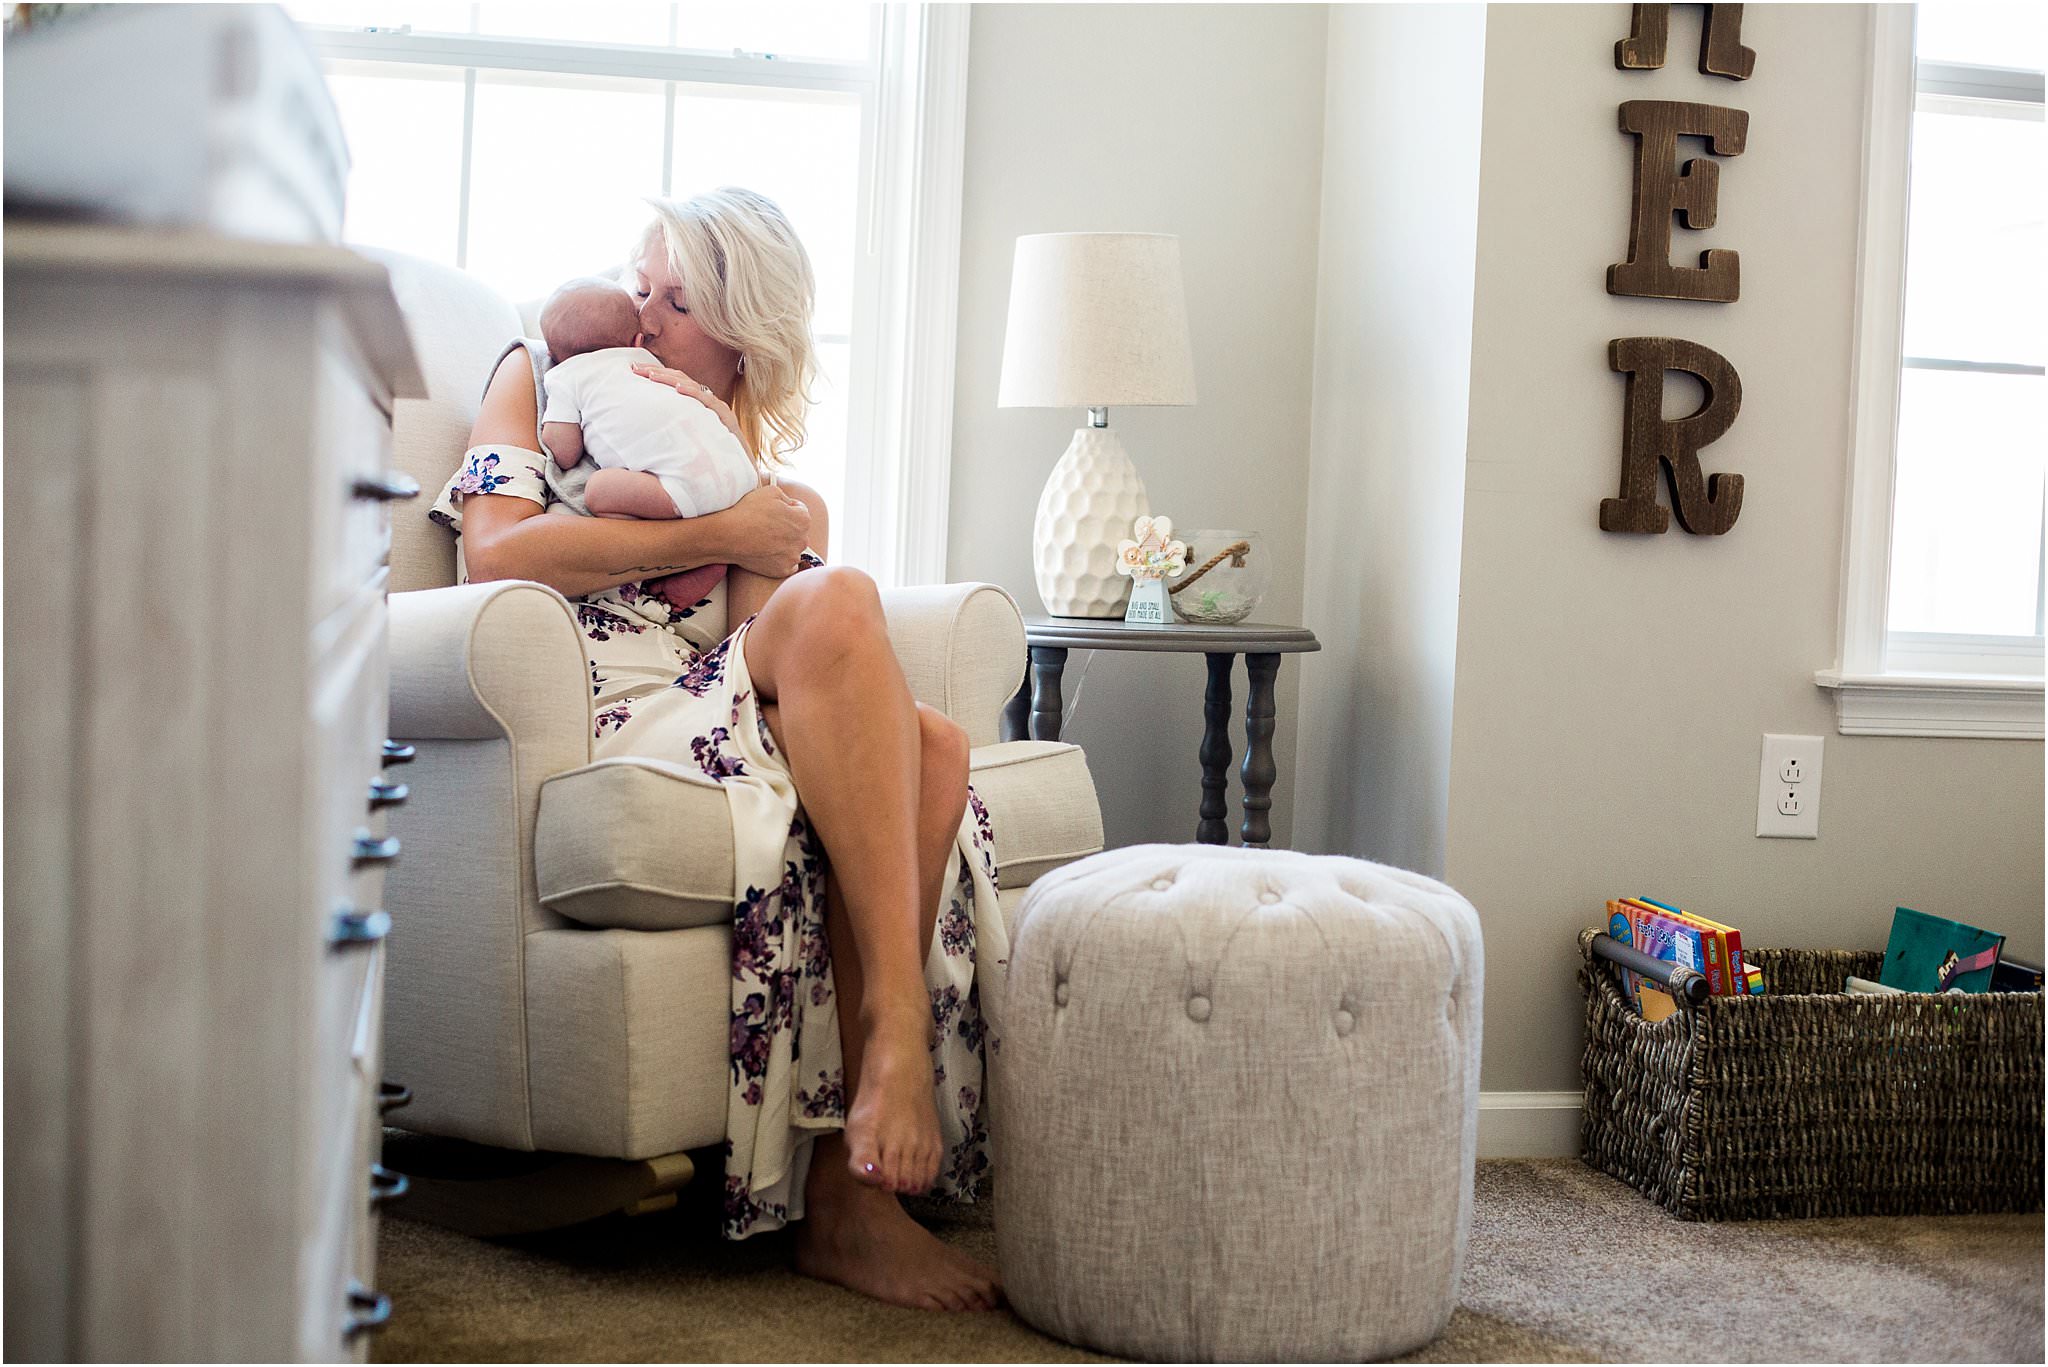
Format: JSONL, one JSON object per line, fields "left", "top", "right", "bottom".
{"left": 523, "top": 925, "right": 733, "bottom": 1158}
{"left": 993, "top": 844, "right": 1483, "bottom": 1363}
{"left": 968, "top": 742, "right": 1105, "bottom": 889}
{"left": 535, "top": 758, "right": 735, "bottom": 932}
{"left": 383, "top": 581, "right": 593, "bottom": 1151}
{"left": 360, "top": 248, "right": 526, "bottom": 596}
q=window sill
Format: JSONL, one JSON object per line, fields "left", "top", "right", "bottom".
{"left": 1813, "top": 670, "right": 2044, "bottom": 739}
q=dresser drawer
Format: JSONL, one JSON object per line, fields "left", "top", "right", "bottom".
{"left": 309, "top": 330, "right": 399, "bottom": 625}
{"left": 302, "top": 582, "right": 391, "bottom": 1359}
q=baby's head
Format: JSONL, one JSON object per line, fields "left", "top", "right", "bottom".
{"left": 540, "top": 277, "right": 641, "bottom": 362}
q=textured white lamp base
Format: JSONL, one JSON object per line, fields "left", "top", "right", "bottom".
{"left": 1033, "top": 425, "right": 1149, "bottom": 618}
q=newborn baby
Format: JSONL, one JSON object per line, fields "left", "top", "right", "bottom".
{"left": 538, "top": 276, "right": 763, "bottom": 523}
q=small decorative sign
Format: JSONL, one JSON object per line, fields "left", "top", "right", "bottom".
{"left": 1118, "top": 515, "right": 1187, "bottom": 624}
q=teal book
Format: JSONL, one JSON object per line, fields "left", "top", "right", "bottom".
{"left": 1878, "top": 906, "right": 2005, "bottom": 994}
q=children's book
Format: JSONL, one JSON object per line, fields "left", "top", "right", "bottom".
{"left": 1608, "top": 898, "right": 1705, "bottom": 1014}
{"left": 1878, "top": 906, "right": 2005, "bottom": 994}
{"left": 1991, "top": 955, "right": 2044, "bottom": 993}
{"left": 1622, "top": 898, "right": 1730, "bottom": 997}
{"left": 1639, "top": 896, "right": 1746, "bottom": 993}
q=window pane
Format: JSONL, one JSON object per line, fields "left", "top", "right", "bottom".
{"left": 466, "top": 71, "right": 667, "bottom": 303}
{"left": 1915, "top": 2, "right": 2047, "bottom": 73}
{"left": 326, "top": 62, "right": 466, "bottom": 264}
{"left": 1887, "top": 368, "right": 2046, "bottom": 636}
{"left": 674, "top": 2, "right": 872, "bottom": 63}
{"left": 470, "top": 1, "right": 673, "bottom": 48}
{"left": 288, "top": 2, "right": 476, "bottom": 35}
{"left": 784, "top": 339, "right": 850, "bottom": 556}
{"left": 1901, "top": 108, "right": 2046, "bottom": 365}
{"left": 670, "top": 87, "right": 862, "bottom": 334}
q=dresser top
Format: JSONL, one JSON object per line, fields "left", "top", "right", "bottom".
{"left": 5, "top": 220, "right": 425, "bottom": 398}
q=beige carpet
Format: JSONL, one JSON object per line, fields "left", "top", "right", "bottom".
{"left": 369, "top": 1159, "right": 2044, "bottom": 1363}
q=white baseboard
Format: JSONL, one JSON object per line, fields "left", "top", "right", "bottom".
{"left": 1478, "top": 1091, "right": 1582, "bottom": 1158}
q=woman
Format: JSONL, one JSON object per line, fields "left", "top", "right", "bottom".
{"left": 429, "top": 187, "right": 1004, "bottom": 1313}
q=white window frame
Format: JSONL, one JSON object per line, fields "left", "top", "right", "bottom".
{"left": 1822, "top": 4, "right": 2045, "bottom": 739}
{"left": 302, "top": 5, "right": 967, "bottom": 587}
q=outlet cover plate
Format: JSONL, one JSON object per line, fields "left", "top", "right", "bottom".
{"left": 1757, "top": 733, "right": 1823, "bottom": 838}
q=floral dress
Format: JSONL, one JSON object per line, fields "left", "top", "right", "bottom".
{"left": 428, "top": 344, "right": 1005, "bottom": 1239}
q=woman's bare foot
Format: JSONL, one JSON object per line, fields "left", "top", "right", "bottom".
{"left": 842, "top": 1010, "right": 942, "bottom": 1193}
{"left": 797, "top": 1144, "right": 1002, "bottom": 1311}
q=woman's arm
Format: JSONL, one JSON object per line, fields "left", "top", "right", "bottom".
{"left": 725, "top": 480, "right": 830, "bottom": 624}
{"left": 459, "top": 352, "right": 811, "bottom": 595}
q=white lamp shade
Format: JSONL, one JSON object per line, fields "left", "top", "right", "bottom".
{"left": 997, "top": 232, "right": 1198, "bottom": 409}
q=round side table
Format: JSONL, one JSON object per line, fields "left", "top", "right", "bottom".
{"left": 1002, "top": 616, "right": 1321, "bottom": 847}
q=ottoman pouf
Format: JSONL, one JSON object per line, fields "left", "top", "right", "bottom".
{"left": 992, "top": 844, "right": 1483, "bottom": 1362}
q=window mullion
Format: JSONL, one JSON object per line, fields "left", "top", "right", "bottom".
{"left": 455, "top": 67, "right": 476, "bottom": 268}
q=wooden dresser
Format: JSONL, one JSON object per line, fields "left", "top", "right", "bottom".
{"left": 3, "top": 222, "right": 426, "bottom": 1361}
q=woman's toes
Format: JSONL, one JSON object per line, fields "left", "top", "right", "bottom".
{"left": 846, "top": 1146, "right": 886, "bottom": 1187}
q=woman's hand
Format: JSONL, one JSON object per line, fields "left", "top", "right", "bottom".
{"left": 631, "top": 361, "right": 743, "bottom": 441}
{"left": 723, "top": 484, "right": 813, "bottom": 578}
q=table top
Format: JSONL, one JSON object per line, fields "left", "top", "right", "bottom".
{"left": 1024, "top": 615, "right": 1321, "bottom": 655}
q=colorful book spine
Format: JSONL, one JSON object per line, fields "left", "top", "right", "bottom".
{"left": 1633, "top": 896, "right": 1743, "bottom": 997}
{"left": 1623, "top": 898, "right": 1726, "bottom": 996}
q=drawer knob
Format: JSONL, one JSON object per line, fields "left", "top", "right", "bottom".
{"left": 343, "top": 1280, "right": 392, "bottom": 1337}
{"left": 351, "top": 472, "right": 420, "bottom": 502}
{"left": 379, "top": 1080, "right": 413, "bottom": 1114}
{"left": 329, "top": 907, "right": 392, "bottom": 948}
{"left": 351, "top": 830, "right": 400, "bottom": 867}
{"left": 368, "top": 779, "right": 409, "bottom": 810}
{"left": 382, "top": 740, "right": 417, "bottom": 765}
{"left": 369, "top": 1163, "right": 410, "bottom": 1207}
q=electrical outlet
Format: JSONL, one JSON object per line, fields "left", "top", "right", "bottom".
{"left": 1758, "top": 734, "right": 1823, "bottom": 838}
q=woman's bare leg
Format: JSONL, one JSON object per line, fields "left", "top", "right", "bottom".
{"left": 742, "top": 567, "right": 937, "bottom": 1193}
{"left": 759, "top": 697, "right": 1001, "bottom": 1310}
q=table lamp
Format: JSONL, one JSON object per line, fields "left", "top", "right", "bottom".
{"left": 998, "top": 232, "right": 1197, "bottom": 617}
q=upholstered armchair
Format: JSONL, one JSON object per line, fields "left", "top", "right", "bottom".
{"left": 368, "top": 251, "right": 1104, "bottom": 1231}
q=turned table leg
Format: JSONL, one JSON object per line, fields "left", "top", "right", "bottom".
{"left": 1197, "top": 652, "right": 1235, "bottom": 844}
{"left": 1240, "top": 652, "right": 1280, "bottom": 848}
{"left": 1028, "top": 646, "right": 1069, "bottom": 743}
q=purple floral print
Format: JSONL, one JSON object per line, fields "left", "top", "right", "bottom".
{"left": 674, "top": 637, "right": 732, "bottom": 696}
{"left": 577, "top": 603, "right": 646, "bottom": 641}
{"left": 690, "top": 726, "right": 747, "bottom": 780}
{"left": 452, "top": 449, "right": 522, "bottom": 496}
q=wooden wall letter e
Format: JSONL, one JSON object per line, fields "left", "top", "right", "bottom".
{"left": 1601, "top": 337, "right": 1744, "bottom": 536}
{"left": 1608, "top": 100, "right": 1748, "bottom": 303}
{"left": 1616, "top": 3, "right": 1756, "bottom": 80}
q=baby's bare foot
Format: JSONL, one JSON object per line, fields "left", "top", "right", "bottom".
{"left": 843, "top": 1012, "right": 942, "bottom": 1194}
{"left": 795, "top": 1183, "right": 1000, "bottom": 1311}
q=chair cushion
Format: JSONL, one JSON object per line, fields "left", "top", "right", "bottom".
{"left": 534, "top": 741, "right": 1102, "bottom": 931}
{"left": 969, "top": 741, "right": 1105, "bottom": 889}
{"left": 534, "top": 757, "right": 735, "bottom": 932}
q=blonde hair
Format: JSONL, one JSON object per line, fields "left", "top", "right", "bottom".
{"left": 639, "top": 187, "right": 818, "bottom": 467}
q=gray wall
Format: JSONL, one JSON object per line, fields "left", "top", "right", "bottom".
{"left": 1445, "top": 3, "right": 2045, "bottom": 1093}
{"left": 948, "top": 3, "right": 1328, "bottom": 850}
{"left": 1293, "top": 3, "right": 1487, "bottom": 877}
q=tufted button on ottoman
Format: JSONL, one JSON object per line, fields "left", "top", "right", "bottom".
{"left": 992, "top": 844, "right": 1483, "bottom": 1362}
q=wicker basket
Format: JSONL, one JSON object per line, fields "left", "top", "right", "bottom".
{"left": 1578, "top": 928, "right": 2044, "bottom": 1220}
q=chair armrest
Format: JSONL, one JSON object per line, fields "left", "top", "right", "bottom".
{"left": 389, "top": 580, "right": 594, "bottom": 754}
{"left": 879, "top": 582, "right": 1027, "bottom": 748}
{"left": 382, "top": 581, "right": 595, "bottom": 1151}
